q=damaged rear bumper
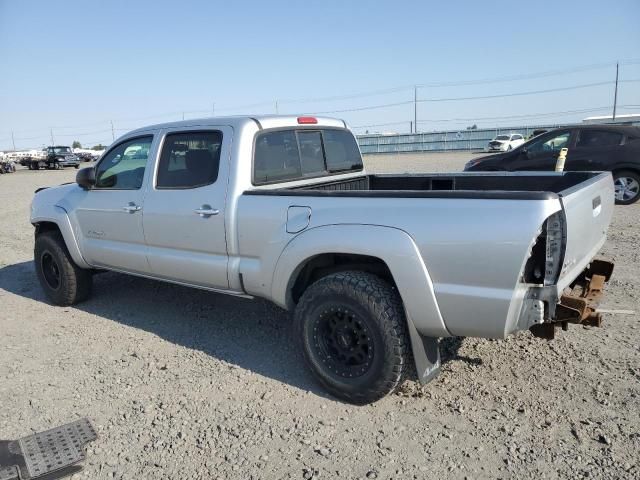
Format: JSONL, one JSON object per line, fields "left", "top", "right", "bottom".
{"left": 529, "top": 259, "right": 614, "bottom": 340}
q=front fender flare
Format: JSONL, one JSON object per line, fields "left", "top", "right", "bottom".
{"left": 32, "top": 206, "right": 90, "bottom": 269}
{"left": 271, "top": 224, "right": 450, "bottom": 339}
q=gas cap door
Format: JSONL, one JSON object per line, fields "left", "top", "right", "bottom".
{"left": 286, "top": 206, "right": 311, "bottom": 234}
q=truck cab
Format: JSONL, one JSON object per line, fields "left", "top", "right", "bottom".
{"left": 45, "top": 146, "right": 81, "bottom": 169}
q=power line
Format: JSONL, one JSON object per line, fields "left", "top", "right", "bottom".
{"left": 416, "top": 107, "right": 621, "bottom": 123}
{"left": 415, "top": 61, "right": 621, "bottom": 88}
{"left": 246, "top": 58, "right": 640, "bottom": 106}
{"left": 7, "top": 58, "right": 639, "bottom": 137}
{"left": 351, "top": 121, "right": 414, "bottom": 129}
{"left": 311, "top": 80, "right": 635, "bottom": 114}
{"left": 351, "top": 105, "right": 638, "bottom": 130}
{"left": 3, "top": 61, "right": 640, "bottom": 143}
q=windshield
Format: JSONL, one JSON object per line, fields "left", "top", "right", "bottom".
{"left": 495, "top": 135, "right": 510, "bottom": 141}
{"left": 53, "top": 147, "right": 72, "bottom": 154}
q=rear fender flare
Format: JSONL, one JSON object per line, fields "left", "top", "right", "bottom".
{"left": 272, "top": 224, "right": 450, "bottom": 338}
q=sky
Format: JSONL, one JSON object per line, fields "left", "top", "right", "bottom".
{"left": 1, "top": 0, "right": 639, "bottom": 150}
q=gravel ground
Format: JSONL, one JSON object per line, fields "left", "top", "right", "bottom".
{"left": 0, "top": 154, "right": 638, "bottom": 480}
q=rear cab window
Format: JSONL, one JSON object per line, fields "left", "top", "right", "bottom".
{"left": 253, "top": 128, "right": 363, "bottom": 185}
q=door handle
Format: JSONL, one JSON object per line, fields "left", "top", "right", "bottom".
{"left": 122, "top": 202, "right": 141, "bottom": 213}
{"left": 194, "top": 205, "right": 219, "bottom": 217}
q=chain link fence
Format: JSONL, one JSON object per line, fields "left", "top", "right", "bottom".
{"left": 357, "top": 124, "right": 563, "bottom": 153}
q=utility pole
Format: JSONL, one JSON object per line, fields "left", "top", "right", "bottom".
{"left": 409, "top": 121, "right": 413, "bottom": 134}
{"left": 414, "top": 86, "right": 418, "bottom": 134}
{"left": 110, "top": 120, "right": 115, "bottom": 141}
{"left": 11, "top": 131, "right": 15, "bottom": 150}
{"left": 50, "top": 129, "right": 54, "bottom": 145}
{"left": 182, "top": 112, "right": 185, "bottom": 121}
{"left": 275, "top": 100, "right": 279, "bottom": 114}
{"left": 612, "top": 62, "right": 619, "bottom": 121}
{"left": 212, "top": 102, "right": 215, "bottom": 116}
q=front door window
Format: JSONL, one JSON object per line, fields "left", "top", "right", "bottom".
{"left": 527, "top": 131, "right": 571, "bottom": 156}
{"left": 95, "top": 136, "right": 152, "bottom": 189}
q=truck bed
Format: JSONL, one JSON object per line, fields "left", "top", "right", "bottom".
{"left": 250, "top": 171, "right": 603, "bottom": 200}
{"left": 241, "top": 170, "right": 613, "bottom": 338}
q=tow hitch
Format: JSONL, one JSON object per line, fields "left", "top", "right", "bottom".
{"left": 0, "top": 418, "right": 96, "bottom": 480}
{"left": 530, "top": 259, "right": 614, "bottom": 340}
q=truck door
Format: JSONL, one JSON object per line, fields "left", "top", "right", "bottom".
{"left": 72, "top": 135, "right": 155, "bottom": 273}
{"left": 510, "top": 129, "right": 574, "bottom": 171}
{"left": 142, "top": 127, "right": 231, "bottom": 289}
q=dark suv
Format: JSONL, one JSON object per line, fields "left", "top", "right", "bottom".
{"left": 464, "top": 125, "right": 640, "bottom": 204}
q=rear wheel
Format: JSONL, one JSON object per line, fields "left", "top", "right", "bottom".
{"left": 34, "top": 231, "right": 93, "bottom": 306}
{"left": 613, "top": 170, "right": 640, "bottom": 205}
{"left": 294, "top": 271, "right": 411, "bottom": 404}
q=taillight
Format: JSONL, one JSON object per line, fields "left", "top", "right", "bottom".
{"left": 544, "top": 212, "right": 565, "bottom": 285}
{"left": 522, "top": 212, "right": 565, "bottom": 285}
{"left": 297, "top": 116, "right": 318, "bottom": 124}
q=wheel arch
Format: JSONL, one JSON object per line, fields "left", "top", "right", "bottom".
{"left": 289, "top": 252, "right": 395, "bottom": 307}
{"left": 611, "top": 165, "right": 640, "bottom": 176}
{"left": 271, "top": 224, "right": 449, "bottom": 338}
{"left": 32, "top": 207, "right": 90, "bottom": 269}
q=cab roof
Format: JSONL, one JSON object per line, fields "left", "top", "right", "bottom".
{"left": 126, "top": 115, "right": 348, "bottom": 137}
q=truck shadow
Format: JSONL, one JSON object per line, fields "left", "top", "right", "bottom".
{"left": 0, "top": 261, "right": 476, "bottom": 399}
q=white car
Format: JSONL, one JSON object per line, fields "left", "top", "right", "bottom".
{"left": 487, "top": 133, "right": 525, "bottom": 152}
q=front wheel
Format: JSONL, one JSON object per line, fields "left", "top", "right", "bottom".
{"left": 613, "top": 170, "right": 640, "bottom": 205}
{"left": 34, "top": 231, "right": 93, "bottom": 306}
{"left": 294, "top": 271, "right": 411, "bottom": 404}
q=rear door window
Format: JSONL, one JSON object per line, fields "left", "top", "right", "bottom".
{"left": 253, "top": 128, "right": 363, "bottom": 184}
{"left": 576, "top": 130, "right": 624, "bottom": 148}
{"left": 156, "top": 131, "right": 222, "bottom": 189}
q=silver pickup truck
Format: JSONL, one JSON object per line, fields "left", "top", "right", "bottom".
{"left": 31, "top": 115, "right": 615, "bottom": 404}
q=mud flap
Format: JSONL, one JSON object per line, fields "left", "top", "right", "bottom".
{"left": 406, "top": 316, "right": 441, "bottom": 385}
{"left": 0, "top": 418, "right": 97, "bottom": 480}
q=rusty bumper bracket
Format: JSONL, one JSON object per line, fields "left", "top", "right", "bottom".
{"left": 530, "top": 259, "right": 614, "bottom": 340}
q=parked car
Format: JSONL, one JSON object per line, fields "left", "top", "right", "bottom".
{"left": 466, "top": 125, "right": 640, "bottom": 205}
{"left": 75, "top": 152, "right": 95, "bottom": 162}
{"left": 528, "top": 128, "right": 549, "bottom": 139}
{"left": 27, "top": 146, "right": 80, "bottom": 170}
{"left": 31, "top": 115, "right": 615, "bottom": 404}
{"left": 487, "top": 133, "right": 525, "bottom": 152}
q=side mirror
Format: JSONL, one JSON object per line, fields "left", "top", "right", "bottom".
{"left": 76, "top": 167, "right": 96, "bottom": 190}
{"left": 520, "top": 147, "right": 528, "bottom": 157}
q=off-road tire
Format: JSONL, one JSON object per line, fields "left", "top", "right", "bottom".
{"left": 34, "top": 231, "right": 93, "bottom": 306}
{"left": 294, "top": 271, "right": 411, "bottom": 404}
